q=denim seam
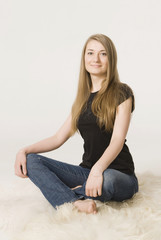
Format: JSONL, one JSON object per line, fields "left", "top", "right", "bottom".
{"left": 70, "top": 196, "right": 85, "bottom": 203}
{"left": 40, "top": 157, "right": 90, "bottom": 179}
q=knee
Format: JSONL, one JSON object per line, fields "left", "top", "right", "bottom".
{"left": 102, "top": 170, "right": 137, "bottom": 201}
{"left": 102, "top": 170, "right": 116, "bottom": 194}
{"left": 26, "top": 153, "right": 41, "bottom": 172}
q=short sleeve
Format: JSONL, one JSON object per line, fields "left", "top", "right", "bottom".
{"left": 118, "top": 83, "right": 135, "bottom": 112}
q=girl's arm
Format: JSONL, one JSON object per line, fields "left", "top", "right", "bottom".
{"left": 15, "top": 113, "right": 73, "bottom": 178}
{"left": 85, "top": 97, "right": 133, "bottom": 197}
{"left": 92, "top": 97, "right": 133, "bottom": 174}
{"left": 20, "top": 114, "right": 72, "bottom": 154}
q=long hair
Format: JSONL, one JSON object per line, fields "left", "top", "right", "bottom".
{"left": 70, "top": 34, "right": 133, "bottom": 135}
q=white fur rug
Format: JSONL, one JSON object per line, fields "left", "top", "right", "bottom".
{"left": 0, "top": 172, "right": 161, "bottom": 240}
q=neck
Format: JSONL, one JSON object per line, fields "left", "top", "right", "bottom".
{"left": 90, "top": 74, "right": 105, "bottom": 92}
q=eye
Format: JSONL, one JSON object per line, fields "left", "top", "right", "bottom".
{"left": 101, "top": 52, "right": 107, "bottom": 56}
{"left": 87, "top": 52, "right": 93, "bottom": 55}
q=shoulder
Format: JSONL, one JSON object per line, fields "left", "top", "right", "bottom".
{"left": 119, "top": 83, "right": 134, "bottom": 97}
{"left": 118, "top": 83, "right": 135, "bottom": 112}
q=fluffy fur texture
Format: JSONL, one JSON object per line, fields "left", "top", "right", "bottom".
{"left": 0, "top": 172, "right": 161, "bottom": 240}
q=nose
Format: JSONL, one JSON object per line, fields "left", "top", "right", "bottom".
{"left": 93, "top": 53, "right": 100, "bottom": 62}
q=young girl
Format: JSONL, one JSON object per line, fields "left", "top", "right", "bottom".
{"left": 14, "top": 34, "right": 138, "bottom": 214}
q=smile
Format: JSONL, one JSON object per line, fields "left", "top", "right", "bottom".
{"left": 90, "top": 65, "right": 101, "bottom": 67}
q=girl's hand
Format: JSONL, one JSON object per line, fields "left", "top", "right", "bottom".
{"left": 14, "top": 150, "right": 28, "bottom": 178}
{"left": 85, "top": 168, "right": 103, "bottom": 197}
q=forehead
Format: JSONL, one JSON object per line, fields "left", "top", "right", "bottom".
{"left": 86, "top": 40, "right": 106, "bottom": 51}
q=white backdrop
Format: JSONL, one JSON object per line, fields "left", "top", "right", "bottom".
{"left": 0, "top": 0, "right": 161, "bottom": 182}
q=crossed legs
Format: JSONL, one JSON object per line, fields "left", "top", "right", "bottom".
{"left": 26, "top": 153, "right": 138, "bottom": 214}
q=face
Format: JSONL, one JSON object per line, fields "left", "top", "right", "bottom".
{"left": 84, "top": 40, "right": 108, "bottom": 78}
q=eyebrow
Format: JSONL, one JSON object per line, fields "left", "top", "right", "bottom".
{"left": 87, "top": 49, "right": 106, "bottom": 52}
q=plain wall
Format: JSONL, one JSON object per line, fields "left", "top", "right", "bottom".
{"left": 0, "top": 0, "right": 161, "bottom": 181}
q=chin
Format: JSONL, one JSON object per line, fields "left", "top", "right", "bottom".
{"left": 90, "top": 71, "right": 105, "bottom": 76}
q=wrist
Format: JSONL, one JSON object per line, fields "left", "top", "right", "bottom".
{"left": 91, "top": 165, "right": 104, "bottom": 176}
{"left": 18, "top": 148, "right": 28, "bottom": 155}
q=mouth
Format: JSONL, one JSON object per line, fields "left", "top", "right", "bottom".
{"left": 90, "top": 65, "right": 101, "bottom": 67}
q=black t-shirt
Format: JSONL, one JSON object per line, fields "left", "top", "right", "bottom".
{"left": 77, "top": 84, "right": 135, "bottom": 175}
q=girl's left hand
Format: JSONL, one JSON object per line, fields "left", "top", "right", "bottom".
{"left": 85, "top": 168, "right": 103, "bottom": 197}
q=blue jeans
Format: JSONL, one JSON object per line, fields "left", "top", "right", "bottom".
{"left": 26, "top": 153, "right": 139, "bottom": 209}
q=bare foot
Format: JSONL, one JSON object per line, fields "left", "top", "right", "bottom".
{"left": 71, "top": 185, "right": 82, "bottom": 190}
{"left": 73, "top": 199, "right": 97, "bottom": 214}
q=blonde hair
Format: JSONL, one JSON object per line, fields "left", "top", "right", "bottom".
{"left": 70, "top": 34, "right": 133, "bottom": 135}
